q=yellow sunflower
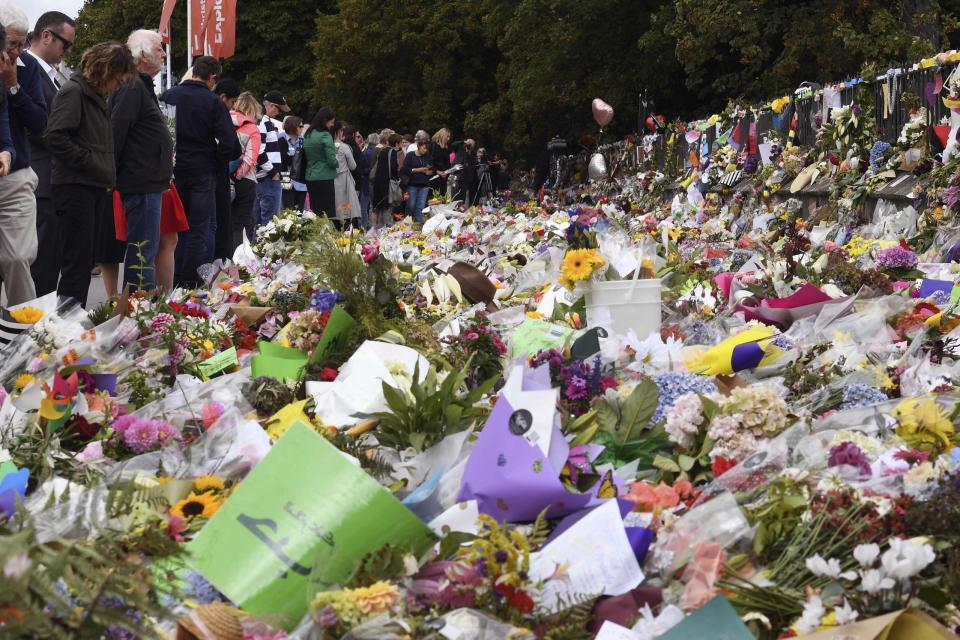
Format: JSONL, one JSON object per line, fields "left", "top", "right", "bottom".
{"left": 560, "top": 249, "right": 605, "bottom": 288}
{"left": 192, "top": 476, "right": 226, "bottom": 493}
{"left": 171, "top": 492, "right": 223, "bottom": 520}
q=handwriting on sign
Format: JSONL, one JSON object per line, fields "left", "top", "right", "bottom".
{"left": 236, "top": 513, "right": 312, "bottom": 578}
{"left": 283, "top": 501, "right": 336, "bottom": 547}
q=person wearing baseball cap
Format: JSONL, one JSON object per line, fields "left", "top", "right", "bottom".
{"left": 252, "top": 90, "right": 288, "bottom": 225}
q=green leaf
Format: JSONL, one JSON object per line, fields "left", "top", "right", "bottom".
{"left": 595, "top": 398, "right": 619, "bottom": 435}
{"left": 570, "top": 421, "right": 600, "bottom": 447}
{"left": 615, "top": 379, "right": 659, "bottom": 445}
{"left": 678, "top": 454, "right": 696, "bottom": 472}
{"left": 653, "top": 454, "right": 681, "bottom": 473}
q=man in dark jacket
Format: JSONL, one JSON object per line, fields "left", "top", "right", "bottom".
{"left": 0, "top": 5, "right": 49, "bottom": 306}
{"left": 23, "top": 10, "right": 74, "bottom": 296}
{"left": 160, "top": 55, "right": 240, "bottom": 287}
{"left": 111, "top": 29, "right": 173, "bottom": 293}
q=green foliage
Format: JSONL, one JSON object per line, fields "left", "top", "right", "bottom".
{"left": 670, "top": 0, "right": 947, "bottom": 114}
{"left": 0, "top": 495, "right": 181, "bottom": 638}
{"left": 372, "top": 358, "right": 499, "bottom": 452}
{"left": 596, "top": 378, "right": 659, "bottom": 446}
{"left": 345, "top": 544, "right": 412, "bottom": 588}
{"left": 292, "top": 221, "right": 404, "bottom": 341}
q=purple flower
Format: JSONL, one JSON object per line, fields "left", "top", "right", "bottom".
{"left": 112, "top": 414, "right": 137, "bottom": 436}
{"left": 875, "top": 246, "right": 918, "bottom": 269}
{"left": 947, "top": 185, "right": 960, "bottom": 210}
{"left": 828, "top": 442, "right": 872, "bottom": 477}
{"left": 851, "top": 102, "right": 861, "bottom": 117}
{"left": 123, "top": 418, "right": 159, "bottom": 453}
{"left": 309, "top": 289, "right": 345, "bottom": 313}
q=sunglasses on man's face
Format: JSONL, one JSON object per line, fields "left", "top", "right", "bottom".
{"left": 46, "top": 29, "right": 73, "bottom": 51}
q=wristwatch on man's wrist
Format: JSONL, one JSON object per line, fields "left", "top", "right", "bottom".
{"left": 8, "top": 84, "right": 19, "bottom": 95}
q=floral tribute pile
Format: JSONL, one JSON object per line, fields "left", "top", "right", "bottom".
{"left": 8, "top": 82, "right": 960, "bottom": 638}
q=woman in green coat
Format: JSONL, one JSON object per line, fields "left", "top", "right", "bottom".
{"left": 303, "top": 107, "right": 339, "bottom": 223}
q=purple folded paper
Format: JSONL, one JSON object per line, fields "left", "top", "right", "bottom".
{"left": 458, "top": 397, "right": 604, "bottom": 522}
{"left": 91, "top": 374, "right": 118, "bottom": 395}
{"left": 625, "top": 527, "right": 655, "bottom": 565}
{"left": 918, "top": 278, "right": 954, "bottom": 298}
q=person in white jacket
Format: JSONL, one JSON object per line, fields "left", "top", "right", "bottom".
{"left": 331, "top": 120, "right": 360, "bottom": 226}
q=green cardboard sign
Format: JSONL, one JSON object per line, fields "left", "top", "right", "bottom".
{"left": 197, "top": 346, "right": 238, "bottom": 379}
{"left": 250, "top": 340, "right": 308, "bottom": 382}
{"left": 951, "top": 285, "right": 960, "bottom": 304}
{"left": 659, "top": 596, "right": 753, "bottom": 640}
{"left": 310, "top": 305, "right": 357, "bottom": 365}
{"left": 509, "top": 318, "right": 574, "bottom": 358}
{"left": 187, "top": 422, "right": 433, "bottom": 629}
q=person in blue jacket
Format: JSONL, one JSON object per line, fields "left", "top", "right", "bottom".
{"left": 160, "top": 55, "right": 241, "bottom": 288}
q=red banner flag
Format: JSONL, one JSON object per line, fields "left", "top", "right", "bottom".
{"left": 190, "top": 0, "right": 205, "bottom": 56}
{"left": 191, "top": 0, "right": 237, "bottom": 59}
{"left": 207, "top": 0, "right": 237, "bottom": 59}
{"left": 158, "top": 0, "right": 177, "bottom": 44}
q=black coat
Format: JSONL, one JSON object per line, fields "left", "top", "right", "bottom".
{"left": 110, "top": 74, "right": 174, "bottom": 194}
{"left": 371, "top": 146, "right": 398, "bottom": 208}
{"left": 159, "top": 79, "right": 240, "bottom": 175}
{"left": 25, "top": 52, "right": 58, "bottom": 198}
{"left": 44, "top": 75, "right": 115, "bottom": 189}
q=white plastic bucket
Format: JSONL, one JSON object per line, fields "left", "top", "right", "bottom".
{"left": 583, "top": 278, "right": 661, "bottom": 339}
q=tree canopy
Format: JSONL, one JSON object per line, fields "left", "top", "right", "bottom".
{"left": 72, "top": 0, "right": 958, "bottom": 165}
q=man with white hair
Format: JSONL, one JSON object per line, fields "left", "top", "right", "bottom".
{"left": 108, "top": 29, "right": 173, "bottom": 293}
{"left": 23, "top": 10, "right": 75, "bottom": 296}
{"left": 0, "top": 4, "right": 48, "bottom": 305}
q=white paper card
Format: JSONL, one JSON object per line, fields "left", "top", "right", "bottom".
{"left": 530, "top": 499, "right": 644, "bottom": 611}
{"left": 595, "top": 621, "right": 639, "bottom": 640}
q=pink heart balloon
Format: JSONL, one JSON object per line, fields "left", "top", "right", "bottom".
{"left": 592, "top": 98, "right": 614, "bottom": 128}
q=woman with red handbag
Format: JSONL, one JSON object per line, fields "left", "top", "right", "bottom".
{"left": 113, "top": 178, "right": 188, "bottom": 292}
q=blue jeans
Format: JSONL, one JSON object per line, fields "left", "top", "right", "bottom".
{"left": 406, "top": 185, "right": 430, "bottom": 222}
{"left": 254, "top": 178, "right": 283, "bottom": 226}
{"left": 173, "top": 171, "right": 215, "bottom": 287}
{"left": 120, "top": 191, "right": 162, "bottom": 291}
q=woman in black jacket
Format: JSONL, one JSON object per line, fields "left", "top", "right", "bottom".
{"left": 370, "top": 131, "right": 400, "bottom": 229}
{"left": 44, "top": 42, "right": 136, "bottom": 307}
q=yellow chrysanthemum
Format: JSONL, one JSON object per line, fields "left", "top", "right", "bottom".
{"left": 352, "top": 581, "right": 401, "bottom": 614}
{"left": 892, "top": 397, "right": 955, "bottom": 456}
{"left": 14, "top": 373, "right": 34, "bottom": 390}
{"left": 9, "top": 306, "right": 43, "bottom": 324}
{"left": 171, "top": 492, "right": 222, "bottom": 520}
{"left": 559, "top": 249, "right": 605, "bottom": 288}
{"left": 192, "top": 476, "right": 225, "bottom": 493}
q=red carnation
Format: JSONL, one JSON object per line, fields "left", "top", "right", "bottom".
{"left": 320, "top": 367, "right": 338, "bottom": 381}
{"left": 712, "top": 456, "right": 737, "bottom": 478}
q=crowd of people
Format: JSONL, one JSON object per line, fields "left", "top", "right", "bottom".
{"left": 0, "top": 5, "right": 512, "bottom": 308}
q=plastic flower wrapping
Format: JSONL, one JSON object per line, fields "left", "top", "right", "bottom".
{"left": 11, "top": 89, "right": 960, "bottom": 639}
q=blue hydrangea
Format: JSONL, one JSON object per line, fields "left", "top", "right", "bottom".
{"left": 309, "top": 289, "right": 345, "bottom": 313}
{"left": 772, "top": 334, "right": 794, "bottom": 350}
{"left": 869, "top": 141, "right": 891, "bottom": 172}
{"left": 839, "top": 383, "right": 888, "bottom": 411}
{"left": 183, "top": 570, "right": 227, "bottom": 605}
{"left": 652, "top": 373, "right": 719, "bottom": 423}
